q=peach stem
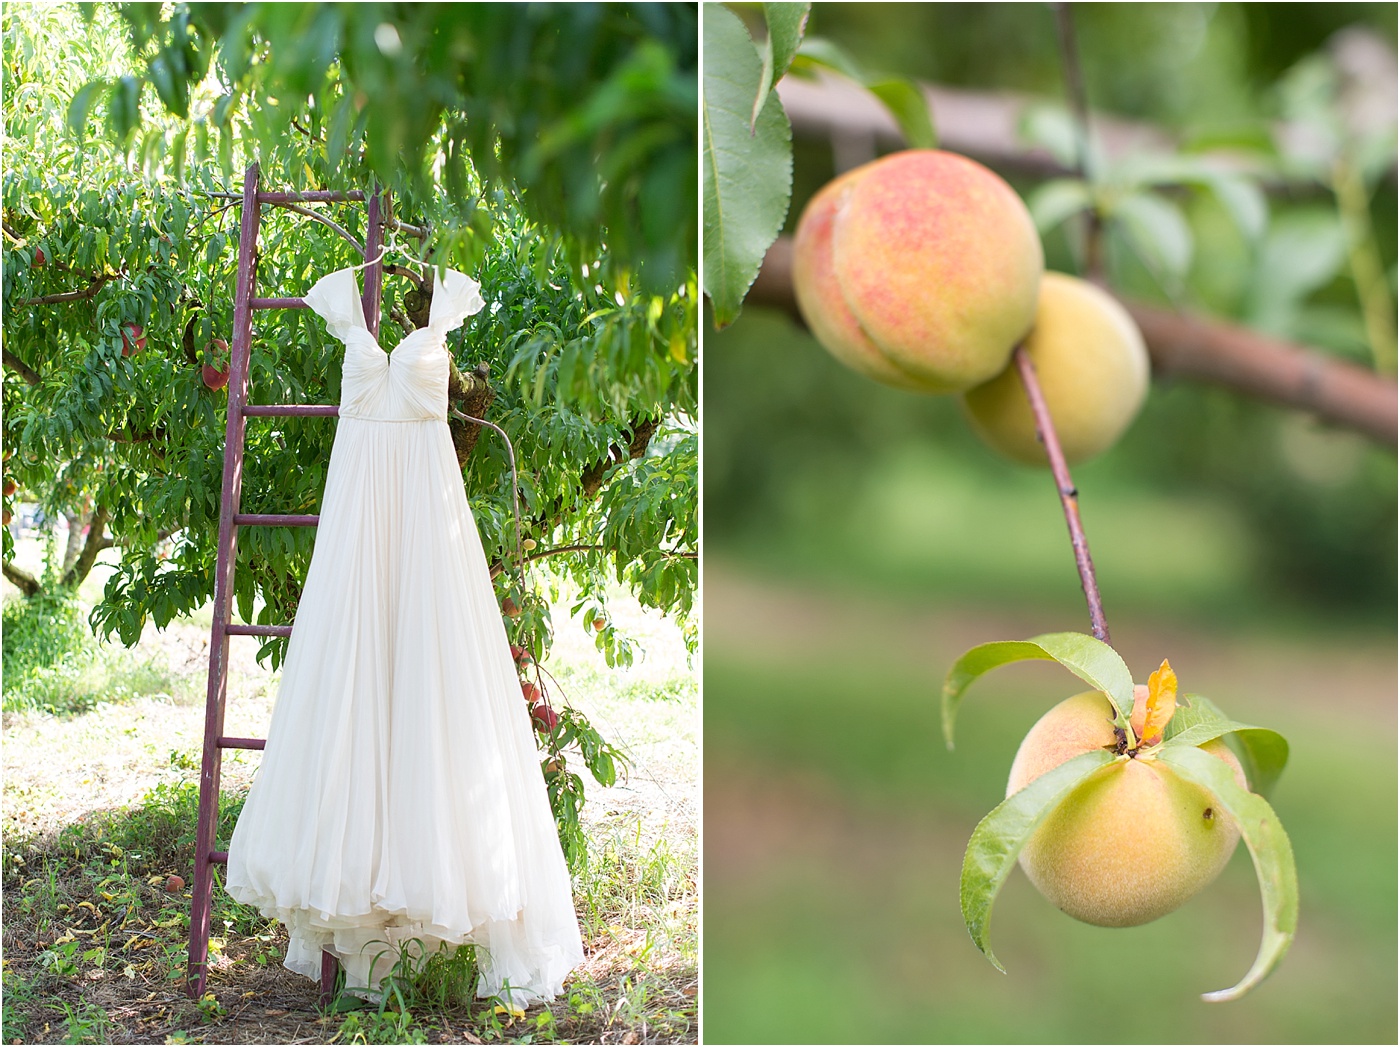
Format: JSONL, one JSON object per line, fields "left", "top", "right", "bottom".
{"left": 1013, "top": 345, "right": 1111, "bottom": 644}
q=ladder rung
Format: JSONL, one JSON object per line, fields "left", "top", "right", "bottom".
{"left": 245, "top": 404, "right": 340, "bottom": 417}
{"left": 251, "top": 297, "right": 308, "bottom": 310}
{"left": 234, "top": 513, "right": 318, "bottom": 526}
{"left": 225, "top": 624, "right": 293, "bottom": 638}
{"left": 258, "top": 190, "right": 365, "bottom": 204}
{"left": 208, "top": 851, "right": 228, "bottom": 865}
{"left": 218, "top": 736, "right": 266, "bottom": 751}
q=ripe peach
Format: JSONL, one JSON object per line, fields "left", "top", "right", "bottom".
{"left": 792, "top": 149, "right": 1043, "bottom": 394}
{"left": 962, "top": 272, "right": 1149, "bottom": 466}
{"left": 1007, "top": 690, "right": 1246, "bottom": 928}
{"left": 121, "top": 322, "right": 146, "bottom": 357}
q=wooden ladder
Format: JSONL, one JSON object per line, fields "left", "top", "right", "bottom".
{"left": 186, "top": 161, "right": 386, "bottom": 1003}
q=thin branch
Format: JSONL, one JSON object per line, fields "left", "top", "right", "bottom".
{"left": 1053, "top": 2, "right": 1104, "bottom": 279}
{"left": 488, "top": 543, "right": 698, "bottom": 579}
{"left": 1014, "top": 346, "right": 1109, "bottom": 643}
{"left": 274, "top": 202, "right": 364, "bottom": 253}
{"left": 749, "top": 236, "right": 1398, "bottom": 446}
{"left": 388, "top": 217, "right": 429, "bottom": 239}
{"left": 3, "top": 350, "right": 42, "bottom": 386}
{"left": 21, "top": 272, "right": 121, "bottom": 306}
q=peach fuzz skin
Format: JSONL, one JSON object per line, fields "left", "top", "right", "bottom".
{"left": 792, "top": 150, "right": 1044, "bottom": 394}
{"left": 1007, "top": 690, "right": 1247, "bottom": 928}
{"left": 963, "top": 272, "right": 1149, "bottom": 466}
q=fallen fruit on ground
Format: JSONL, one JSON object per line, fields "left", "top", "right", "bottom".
{"left": 792, "top": 149, "right": 1043, "bottom": 394}
{"left": 963, "top": 271, "right": 1150, "bottom": 466}
{"left": 166, "top": 875, "right": 185, "bottom": 892}
{"left": 1008, "top": 686, "right": 1244, "bottom": 927}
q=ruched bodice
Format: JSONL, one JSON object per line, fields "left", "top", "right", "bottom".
{"left": 303, "top": 266, "right": 485, "bottom": 420}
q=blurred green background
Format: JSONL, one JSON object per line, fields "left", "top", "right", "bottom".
{"left": 703, "top": 3, "right": 1397, "bottom": 1043}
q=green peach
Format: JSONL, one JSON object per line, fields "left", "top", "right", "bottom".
{"left": 1007, "top": 690, "right": 1246, "bottom": 928}
{"left": 792, "top": 149, "right": 1044, "bottom": 394}
{"left": 963, "top": 272, "right": 1149, "bottom": 466}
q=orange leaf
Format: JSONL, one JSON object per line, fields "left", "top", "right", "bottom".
{"left": 1139, "top": 659, "right": 1178, "bottom": 746}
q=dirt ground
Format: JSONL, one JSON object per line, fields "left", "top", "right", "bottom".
{"left": 3, "top": 538, "right": 698, "bottom": 1044}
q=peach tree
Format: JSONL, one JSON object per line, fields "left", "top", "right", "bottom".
{"left": 704, "top": 2, "right": 1301, "bottom": 999}
{"left": 3, "top": 2, "right": 697, "bottom": 869}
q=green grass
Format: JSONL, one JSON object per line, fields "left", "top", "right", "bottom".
{"left": 2, "top": 590, "right": 183, "bottom": 716}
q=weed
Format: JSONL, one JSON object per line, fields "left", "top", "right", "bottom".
{"left": 58, "top": 999, "right": 109, "bottom": 1044}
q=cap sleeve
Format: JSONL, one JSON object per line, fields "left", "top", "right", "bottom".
{"left": 427, "top": 268, "right": 486, "bottom": 333}
{"left": 304, "top": 269, "right": 367, "bottom": 344}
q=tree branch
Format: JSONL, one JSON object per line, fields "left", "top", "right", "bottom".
{"left": 61, "top": 504, "right": 110, "bottom": 589}
{"left": 3, "top": 560, "right": 42, "bottom": 596}
{"left": 21, "top": 272, "right": 120, "bottom": 306}
{"left": 749, "top": 236, "right": 1398, "bottom": 447}
{"left": 3, "top": 350, "right": 42, "bottom": 386}
{"left": 776, "top": 72, "right": 1380, "bottom": 191}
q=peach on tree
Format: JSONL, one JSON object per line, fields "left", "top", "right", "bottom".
{"left": 792, "top": 149, "right": 1044, "bottom": 394}
{"left": 944, "top": 631, "right": 1296, "bottom": 1002}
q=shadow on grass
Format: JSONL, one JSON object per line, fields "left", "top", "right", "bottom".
{"left": 3, "top": 778, "right": 697, "bottom": 1044}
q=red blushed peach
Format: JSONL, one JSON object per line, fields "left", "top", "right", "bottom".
{"left": 793, "top": 150, "right": 1044, "bottom": 394}
{"left": 1007, "top": 690, "right": 1247, "bottom": 928}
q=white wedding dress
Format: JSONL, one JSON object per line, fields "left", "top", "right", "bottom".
{"left": 225, "top": 266, "right": 584, "bottom": 1006}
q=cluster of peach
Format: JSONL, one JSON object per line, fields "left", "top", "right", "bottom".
{"left": 793, "top": 149, "right": 1149, "bottom": 467}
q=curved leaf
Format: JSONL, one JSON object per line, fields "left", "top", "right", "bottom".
{"left": 1028, "top": 178, "right": 1092, "bottom": 234}
{"left": 942, "top": 632, "right": 1135, "bottom": 750}
{"left": 703, "top": 4, "right": 793, "bottom": 328}
{"left": 1111, "top": 191, "right": 1193, "bottom": 288}
{"left": 1157, "top": 746, "right": 1297, "bottom": 1002}
{"left": 866, "top": 79, "right": 937, "bottom": 149}
{"left": 753, "top": 2, "right": 811, "bottom": 126}
{"left": 961, "top": 749, "right": 1117, "bottom": 972}
{"left": 1162, "top": 694, "right": 1289, "bottom": 798}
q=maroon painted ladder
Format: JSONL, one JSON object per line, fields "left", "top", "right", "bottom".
{"left": 186, "top": 162, "right": 386, "bottom": 1002}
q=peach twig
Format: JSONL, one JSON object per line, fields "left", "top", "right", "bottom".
{"left": 1013, "top": 345, "right": 1110, "bottom": 643}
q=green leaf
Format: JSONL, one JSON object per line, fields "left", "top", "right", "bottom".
{"left": 752, "top": 3, "right": 810, "bottom": 129}
{"left": 763, "top": 3, "right": 809, "bottom": 84}
{"left": 1110, "top": 191, "right": 1193, "bottom": 287}
{"left": 789, "top": 39, "right": 935, "bottom": 149}
{"left": 1204, "top": 175, "right": 1268, "bottom": 243}
{"left": 1027, "top": 178, "right": 1092, "bottom": 234}
{"left": 866, "top": 79, "right": 937, "bottom": 149}
{"left": 1159, "top": 695, "right": 1290, "bottom": 799}
{"left": 961, "top": 749, "right": 1117, "bottom": 972}
{"left": 702, "top": 4, "right": 793, "bottom": 328}
{"left": 942, "top": 632, "right": 1136, "bottom": 749}
{"left": 790, "top": 36, "right": 864, "bottom": 81}
{"left": 67, "top": 79, "right": 109, "bottom": 138}
{"left": 1157, "top": 746, "right": 1297, "bottom": 1002}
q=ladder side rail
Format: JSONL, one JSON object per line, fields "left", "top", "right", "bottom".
{"left": 188, "top": 161, "right": 262, "bottom": 998}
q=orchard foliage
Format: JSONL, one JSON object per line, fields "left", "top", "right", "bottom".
{"left": 3, "top": 2, "right": 698, "bottom": 673}
{"left": 68, "top": 1, "right": 697, "bottom": 295}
